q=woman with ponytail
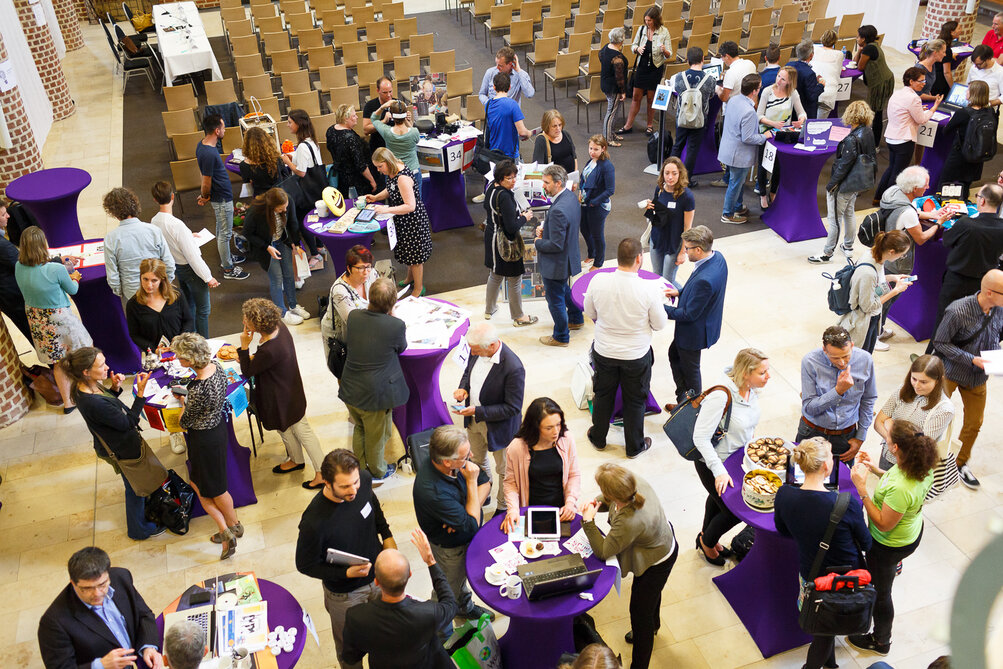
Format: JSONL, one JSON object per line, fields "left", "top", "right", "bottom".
{"left": 848, "top": 421, "right": 938, "bottom": 655}
{"left": 775, "top": 437, "right": 871, "bottom": 669}
{"left": 838, "top": 229, "right": 913, "bottom": 353}
{"left": 63, "top": 347, "right": 164, "bottom": 540}
{"left": 581, "top": 463, "right": 677, "bottom": 669}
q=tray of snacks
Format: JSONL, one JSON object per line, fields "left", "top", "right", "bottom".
{"left": 744, "top": 437, "right": 790, "bottom": 473}
{"left": 742, "top": 469, "right": 782, "bottom": 512}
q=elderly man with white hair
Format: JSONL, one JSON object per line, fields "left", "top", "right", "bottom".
{"left": 451, "top": 321, "right": 525, "bottom": 515}
{"left": 164, "top": 620, "right": 206, "bottom": 669}
{"left": 874, "top": 165, "right": 954, "bottom": 349}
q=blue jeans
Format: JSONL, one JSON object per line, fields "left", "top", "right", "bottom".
{"left": 650, "top": 246, "right": 682, "bottom": 289}
{"left": 722, "top": 165, "right": 749, "bottom": 216}
{"left": 267, "top": 241, "right": 297, "bottom": 313}
{"left": 122, "top": 473, "right": 160, "bottom": 540}
{"left": 541, "top": 277, "right": 583, "bottom": 343}
{"left": 210, "top": 199, "right": 234, "bottom": 270}
{"left": 175, "top": 263, "right": 211, "bottom": 338}
{"left": 581, "top": 206, "right": 610, "bottom": 266}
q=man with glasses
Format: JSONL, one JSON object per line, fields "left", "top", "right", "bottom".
{"left": 38, "top": 546, "right": 163, "bottom": 669}
{"left": 932, "top": 269, "right": 1003, "bottom": 488}
{"left": 535, "top": 164, "right": 583, "bottom": 346}
{"left": 412, "top": 425, "right": 493, "bottom": 627}
{"left": 797, "top": 325, "right": 877, "bottom": 463}
{"left": 967, "top": 45, "right": 1003, "bottom": 108}
{"left": 363, "top": 77, "right": 396, "bottom": 190}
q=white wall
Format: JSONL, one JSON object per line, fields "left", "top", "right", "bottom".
{"left": 828, "top": 0, "right": 922, "bottom": 55}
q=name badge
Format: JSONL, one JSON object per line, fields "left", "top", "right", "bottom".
{"left": 360, "top": 501, "right": 372, "bottom": 518}
{"left": 666, "top": 201, "right": 676, "bottom": 209}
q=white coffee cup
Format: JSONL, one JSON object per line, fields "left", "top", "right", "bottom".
{"left": 498, "top": 575, "right": 522, "bottom": 600}
{"left": 484, "top": 564, "right": 506, "bottom": 585}
{"left": 315, "top": 199, "right": 329, "bottom": 217}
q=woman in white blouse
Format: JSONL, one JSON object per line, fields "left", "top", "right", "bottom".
{"left": 875, "top": 354, "right": 954, "bottom": 470}
{"left": 812, "top": 30, "right": 845, "bottom": 119}
{"left": 281, "top": 108, "right": 325, "bottom": 269}
{"left": 756, "top": 66, "right": 805, "bottom": 209}
{"left": 690, "top": 348, "right": 770, "bottom": 565}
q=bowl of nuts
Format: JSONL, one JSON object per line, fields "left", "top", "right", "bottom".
{"left": 742, "top": 469, "right": 783, "bottom": 511}
{"left": 744, "top": 437, "right": 790, "bottom": 474}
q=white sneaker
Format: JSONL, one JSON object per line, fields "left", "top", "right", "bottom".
{"left": 282, "top": 311, "right": 304, "bottom": 326}
{"left": 169, "top": 432, "right": 186, "bottom": 454}
{"left": 472, "top": 193, "right": 485, "bottom": 203}
{"left": 873, "top": 340, "right": 890, "bottom": 351}
{"left": 291, "top": 305, "right": 311, "bottom": 320}
{"left": 295, "top": 279, "right": 305, "bottom": 289}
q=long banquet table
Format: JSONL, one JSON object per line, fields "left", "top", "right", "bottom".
{"left": 154, "top": 1, "right": 223, "bottom": 84}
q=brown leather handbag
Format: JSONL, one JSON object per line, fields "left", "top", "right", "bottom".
{"left": 94, "top": 432, "right": 168, "bottom": 497}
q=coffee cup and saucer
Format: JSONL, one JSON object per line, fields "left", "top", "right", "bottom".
{"left": 484, "top": 563, "right": 507, "bottom": 586}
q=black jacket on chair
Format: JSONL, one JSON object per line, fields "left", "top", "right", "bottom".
{"left": 827, "top": 125, "right": 876, "bottom": 194}
{"left": 458, "top": 342, "right": 525, "bottom": 452}
{"left": 337, "top": 309, "right": 410, "bottom": 411}
{"left": 242, "top": 202, "right": 301, "bottom": 270}
{"left": 37, "top": 567, "right": 159, "bottom": 669}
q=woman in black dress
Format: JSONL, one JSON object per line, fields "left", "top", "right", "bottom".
{"left": 366, "top": 147, "right": 432, "bottom": 296}
{"left": 326, "top": 104, "right": 378, "bottom": 197}
{"left": 619, "top": 6, "right": 673, "bottom": 135}
{"left": 936, "top": 80, "right": 995, "bottom": 199}
{"left": 172, "top": 332, "right": 242, "bottom": 560}
{"left": 483, "top": 160, "right": 538, "bottom": 326}
{"left": 532, "top": 109, "right": 577, "bottom": 173}
{"left": 126, "top": 258, "right": 193, "bottom": 353}
{"left": 931, "top": 21, "right": 960, "bottom": 97}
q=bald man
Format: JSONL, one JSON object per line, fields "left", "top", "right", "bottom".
{"left": 341, "top": 529, "right": 458, "bottom": 669}
{"left": 932, "top": 269, "right": 1003, "bottom": 488}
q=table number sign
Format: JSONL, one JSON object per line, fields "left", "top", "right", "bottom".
{"left": 835, "top": 77, "right": 853, "bottom": 102}
{"left": 762, "top": 142, "right": 777, "bottom": 172}
{"left": 917, "top": 120, "right": 938, "bottom": 148}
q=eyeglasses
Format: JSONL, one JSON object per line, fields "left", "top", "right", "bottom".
{"left": 350, "top": 263, "right": 373, "bottom": 272}
{"left": 683, "top": 244, "right": 700, "bottom": 251}
{"left": 76, "top": 578, "right": 111, "bottom": 593}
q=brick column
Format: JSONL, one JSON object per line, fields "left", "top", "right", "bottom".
{"left": 0, "top": 32, "right": 44, "bottom": 200}
{"left": 0, "top": 318, "right": 31, "bottom": 429}
{"left": 74, "top": 0, "right": 95, "bottom": 22}
{"left": 921, "top": 0, "right": 979, "bottom": 82}
{"left": 15, "top": 0, "right": 75, "bottom": 120}
{"left": 54, "top": 0, "right": 85, "bottom": 51}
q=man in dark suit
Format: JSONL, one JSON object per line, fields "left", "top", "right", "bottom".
{"left": 535, "top": 164, "right": 583, "bottom": 347}
{"left": 338, "top": 277, "right": 409, "bottom": 481}
{"left": 0, "top": 201, "right": 32, "bottom": 341}
{"left": 342, "top": 528, "right": 458, "bottom": 669}
{"left": 787, "top": 39, "right": 826, "bottom": 119}
{"left": 38, "top": 546, "right": 163, "bottom": 669}
{"left": 663, "top": 225, "right": 728, "bottom": 406}
{"left": 452, "top": 322, "right": 525, "bottom": 515}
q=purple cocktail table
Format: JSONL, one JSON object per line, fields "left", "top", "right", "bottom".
{"left": 76, "top": 248, "right": 142, "bottom": 373}
{"left": 6, "top": 167, "right": 92, "bottom": 246}
{"left": 712, "top": 449, "right": 858, "bottom": 658}
{"left": 919, "top": 111, "right": 954, "bottom": 195}
{"left": 466, "top": 509, "right": 617, "bottom": 669}
{"left": 427, "top": 169, "right": 476, "bottom": 232}
{"left": 303, "top": 201, "right": 389, "bottom": 276}
{"left": 888, "top": 222, "right": 947, "bottom": 342}
{"left": 760, "top": 120, "right": 847, "bottom": 243}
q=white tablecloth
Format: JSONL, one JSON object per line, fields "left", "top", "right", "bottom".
{"left": 154, "top": 1, "right": 223, "bottom": 83}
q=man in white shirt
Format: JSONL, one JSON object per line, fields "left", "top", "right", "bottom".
{"left": 583, "top": 238, "right": 668, "bottom": 458}
{"left": 150, "top": 181, "right": 218, "bottom": 339}
{"left": 967, "top": 44, "right": 1003, "bottom": 106}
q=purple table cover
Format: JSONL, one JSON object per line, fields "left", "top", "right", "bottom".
{"left": 685, "top": 95, "right": 723, "bottom": 176}
{"left": 907, "top": 42, "right": 973, "bottom": 69}
{"left": 888, "top": 220, "right": 947, "bottom": 342}
{"left": 6, "top": 167, "right": 92, "bottom": 246}
{"left": 427, "top": 169, "right": 476, "bottom": 232}
{"left": 829, "top": 60, "right": 863, "bottom": 118}
{"left": 142, "top": 359, "right": 257, "bottom": 516}
{"left": 304, "top": 202, "right": 388, "bottom": 276}
{"left": 392, "top": 299, "right": 470, "bottom": 439}
{"left": 76, "top": 247, "right": 142, "bottom": 373}
{"left": 712, "top": 449, "right": 858, "bottom": 658}
{"left": 569, "top": 268, "right": 664, "bottom": 419}
{"left": 760, "top": 120, "right": 847, "bottom": 243}
{"left": 920, "top": 111, "right": 954, "bottom": 195}
{"left": 466, "top": 509, "right": 617, "bottom": 669}
{"left": 157, "top": 578, "right": 305, "bottom": 668}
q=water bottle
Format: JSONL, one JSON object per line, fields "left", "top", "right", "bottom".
{"left": 842, "top": 46, "right": 849, "bottom": 62}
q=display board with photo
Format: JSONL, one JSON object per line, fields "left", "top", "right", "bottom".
{"left": 410, "top": 73, "right": 446, "bottom": 117}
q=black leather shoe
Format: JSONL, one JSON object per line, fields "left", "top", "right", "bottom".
{"left": 696, "top": 533, "right": 726, "bottom": 566}
{"left": 624, "top": 627, "right": 658, "bottom": 644}
{"left": 272, "top": 462, "right": 305, "bottom": 474}
{"left": 586, "top": 428, "right": 606, "bottom": 450}
{"left": 626, "top": 437, "right": 651, "bottom": 458}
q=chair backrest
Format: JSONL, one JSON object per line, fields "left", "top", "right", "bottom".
{"left": 225, "top": 18, "right": 253, "bottom": 39}
{"left": 566, "top": 31, "right": 592, "bottom": 56}
{"left": 280, "top": 0, "right": 308, "bottom": 16}
{"left": 547, "top": 0, "right": 571, "bottom": 18}
{"left": 270, "top": 49, "right": 302, "bottom": 75}
{"left": 447, "top": 95, "right": 462, "bottom": 117}
{"left": 357, "top": 60, "right": 385, "bottom": 88}
{"left": 509, "top": 19, "right": 534, "bottom": 45}
{"left": 321, "top": 9, "right": 347, "bottom": 31}
{"left": 749, "top": 7, "right": 772, "bottom": 29}
{"left": 352, "top": 6, "right": 375, "bottom": 24}
{"left": 555, "top": 50, "right": 580, "bottom": 77}
{"left": 374, "top": 36, "right": 402, "bottom": 61}
{"left": 162, "top": 109, "right": 198, "bottom": 137}
{"left": 307, "top": 45, "right": 336, "bottom": 72}
{"left": 663, "top": 19, "right": 684, "bottom": 51}
{"left": 331, "top": 24, "right": 360, "bottom": 46}
{"left": 329, "top": 84, "right": 361, "bottom": 110}
{"left": 394, "top": 17, "right": 418, "bottom": 41}
{"left": 572, "top": 11, "right": 596, "bottom": 33}
{"left": 745, "top": 0, "right": 767, "bottom": 9}
{"left": 809, "top": 0, "right": 830, "bottom": 22}
{"left": 686, "top": 32, "right": 711, "bottom": 56}
{"left": 288, "top": 90, "right": 322, "bottom": 116}
{"left": 584, "top": 47, "right": 600, "bottom": 74}
{"left": 165, "top": 83, "right": 197, "bottom": 111}
{"left": 230, "top": 34, "right": 260, "bottom": 58}
{"left": 531, "top": 36, "right": 559, "bottom": 62}
{"left": 689, "top": 14, "right": 714, "bottom": 37}
{"left": 837, "top": 13, "right": 864, "bottom": 39}
{"left": 381, "top": 2, "right": 405, "bottom": 22}
{"left": 446, "top": 68, "right": 473, "bottom": 97}
{"left": 234, "top": 53, "right": 266, "bottom": 80}
{"left": 686, "top": 0, "right": 710, "bottom": 19}
{"left": 313, "top": 0, "right": 338, "bottom": 12}
{"left": 242, "top": 73, "right": 275, "bottom": 101}
{"left": 318, "top": 64, "right": 349, "bottom": 90}
{"left": 254, "top": 96, "right": 283, "bottom": 121}
{"left": 777, "top": 3, "right": 800, "bottom": 25}
{"left": 631, "top": 4, "right": 653, "bottom": 29}
{"left": 206, "top": 78, "right": 239, "bottom": 106}
{"left": 262, "top": 31, "right": 291, "bottom": 55}
{"left": 716, "top": 27, "right": 741, "bottom": 50}
{"left": 366, "top": 20, "right": 391, "bottom": 41}
{"left": 313, "top": 112, "right": 337, "bottom": 139}
{"left": 281, "top": 69, "right": 312, "bottom": 96}
{"left": 585, "top": 73, "right": 602, "bottom": 99}
{"left": 298, "top": 28, "right": 325, "bottom": 51}
{"left": 220, "top": 7, "right": 246, "bottom": 25}
{"left": 471, "top": 0, "right": 493, "bottom": 16}
{"left": 286, "top": 11, "right": 315, "bottom": 36}
{"left": 811, "top": 16, "right": 836, "bottom": 41}
{"left": 738, "top": 51, "right": 761, "bottom": 66}
{"left": 172, "top": 131, "right": 204, "bottom": 160}
{"left": 539, "top": 15, "right": 565, "bottom": 39}
{"left": 465, "top": 95, "right": 485, "bottom": 121}
{"left": 661, "top": 0, "right": 681, "bottom": 17}
{"left": 746, "top": 23, "right": 772, "bottom": 52}
{"left": 429, "top": 49, "right": 455, "bottom": 74}
{"left": 489, "top": 4, "right": 513, "bottom": 29}
{"left": 408, "top": 33, "right": 435, "bottom": 58}
{"left": 519, "top": 0, "right": 542, "bottom": 24}
{"left": 578, "top": 0, "right": 599, "bottom": 14}
{"left": 599, "top": 7, "right": 623, "bottom": 32}
{"left": 341, "top": 40, "right": 370, "bottom": 68}
{"left": 719, "top": 9, "right": 743, "bottom": 33}
{"left": 170, "top": 159, "right": 204, "bottom": 193}
{"left": 393, "top": 54, "right": 420, "bottom": 82}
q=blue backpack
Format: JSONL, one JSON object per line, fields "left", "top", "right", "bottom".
{"left": 823, "top": 261, "right": 874, "bottom": 316}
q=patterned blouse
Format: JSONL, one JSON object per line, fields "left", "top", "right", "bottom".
{"left": 878, "top": 392, "right": 954, "bottom": 465}
{"left": 179, "top": 362, "right": 228, "bottom": 431}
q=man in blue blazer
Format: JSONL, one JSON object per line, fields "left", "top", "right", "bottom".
{"left": 452, "top": 322, "right": 526, "bottom": 514}
{"left": 535, "top": 164, "right": 583, "bottom": 346}
{"left": 663, "top": 225, "right": 728, "bottom": 406}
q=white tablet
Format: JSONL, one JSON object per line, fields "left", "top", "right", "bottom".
{"left": 526, "top": 507, "right": 561, "bottom": 541}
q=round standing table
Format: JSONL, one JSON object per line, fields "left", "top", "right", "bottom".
{"left": 919, "top": 109, "right": 955, "bottom": 195}
{"left": 5, "top": 167, "right": 92, "bottom": 246}
{"left": 712, "top": 449, "right": 858, "bottom": 658}
{"left": 157, "top": 576, "right": 305, "bottom": 668}
{"left": 417, "top": 134, "right": 480, "bottom": 232}
{"left": 466, "top": 509, "right": 617, "bottom": 669}
{"left": 392, "top": 298, "right": 470, "bottom": 440}
{"left": 303, "top": 203, "right": 389, "bottom": 276}
{"left": 685, "top": 95, "right": 724, "bottom": 176}
{"left": 569, "top": 268, "right": 664, "bottom": 419}
{"left": 75, "top": 245, "right": 142, "bottom": 373}
{"left": 760, "top": 120, "right": 846, "bottom": 243}
{"left": 138, "top": 353, "right": 257, "bottom": 516}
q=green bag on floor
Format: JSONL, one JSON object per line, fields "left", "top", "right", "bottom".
{"left": 446, "top": 613, "right": 501, "bottom": 669}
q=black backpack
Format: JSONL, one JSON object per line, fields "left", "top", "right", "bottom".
{"left": 646, "top": 130, "right": 673, "bottom": 164}
{"left": 961, "top": 107, "right": 998, "bottom": 163}
{"left": 857, "top": 202, "right": 912, "bottom": 247}
{"left": 823, "top": 260, "right": 874, "bottom": 316}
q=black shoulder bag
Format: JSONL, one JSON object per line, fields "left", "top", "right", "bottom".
{"left": 798, "top": 492, "right": 877, "bottom": 636}
{"left": 662, "top": 386, "right": 732, "bottom": 461}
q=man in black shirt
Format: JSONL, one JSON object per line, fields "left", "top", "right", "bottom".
{"left": 342, "top": 528, "right": 458, "bottom": 668}
{"left": 296, "top": 449, "right": 395, "bottom": 669}
{"left": 413, "top": 425, "right": 493, "bottom": 626}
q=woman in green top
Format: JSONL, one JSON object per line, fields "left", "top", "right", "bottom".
{"left": 848, "top": 420, "right": 937, "bottom": 655}
{"left": 370, "top": 100, "right": 423, "bottom": 199}
{"left": 851, "top": 24, "right": 895, "bottom": 147}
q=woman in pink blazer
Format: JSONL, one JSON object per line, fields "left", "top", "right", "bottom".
{"left": 874, "top": 67, "right": 943, "bottom": 201}
{"left": 500, "top": 397, "right": 582, "bottom": 533}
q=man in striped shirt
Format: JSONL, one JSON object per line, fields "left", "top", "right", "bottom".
{"left": 932, "top": 269, "right": 1003, "bottom": 488}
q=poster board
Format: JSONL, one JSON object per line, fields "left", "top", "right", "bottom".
{"left": 410, "top": 73, "right": 446, "bottom": 118}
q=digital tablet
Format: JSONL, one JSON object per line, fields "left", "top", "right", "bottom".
{"left": 526, "top": 507, "right": 561, "bottom": 541}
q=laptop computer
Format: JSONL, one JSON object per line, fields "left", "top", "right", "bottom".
{"left": 164, "top": 603, "right": 216, "bottom": 652}
{"left": 939, "top": 82, "right": 969, "bottom": 114}
{"left": 517, "top": 553, "right": 602, "bottom": 601}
